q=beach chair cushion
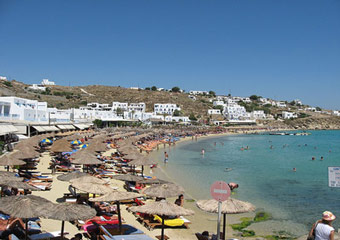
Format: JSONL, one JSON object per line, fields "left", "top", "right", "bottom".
{"left": 153, "top": 215, "right": 184, "bottom": 227}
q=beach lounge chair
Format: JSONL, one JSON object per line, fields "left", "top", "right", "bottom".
{"left": 99, "top": 224, "right": 146, "bottom": 239}
{"left": 195, "top": 233, "right": 209, "bottom": 240}
{"left": 28, "top": 231, "right": 69, "bottom": 240}
{"left": 102, "top": 234, "right": 154, "bottom": 240}
{"left": 153, "top": 215, "right": 191, "bottom": 228}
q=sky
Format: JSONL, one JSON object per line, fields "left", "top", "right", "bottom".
{"left": 0, "top": 0, "right": 339, "bottom": 109}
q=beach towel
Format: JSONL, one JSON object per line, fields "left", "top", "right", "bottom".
{"left": 153, "top": 215, "right": 185, "bottom": 227}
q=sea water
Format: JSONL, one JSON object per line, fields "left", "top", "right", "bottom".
{"left": 151, "top": 130, "right": 340, "bottom": 235}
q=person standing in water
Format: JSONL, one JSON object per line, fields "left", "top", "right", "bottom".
{"left": 164, "top": 152, "right": 169, "bottom": 163}
{"left": 201, "top": 149, "right": 205, "bottom": 155}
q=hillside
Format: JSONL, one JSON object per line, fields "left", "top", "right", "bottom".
{"left": 0, "top": 79, "right": 213, "bottom": 118}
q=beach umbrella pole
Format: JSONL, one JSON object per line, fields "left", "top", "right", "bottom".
{"left": 116, "top": 202, "right": 122, "bottom": 234}
{"left": 61, "top": 220, "right": 65, "bottom": 239}
{"left": 142, "top": 165, "right": 144, "bottom": 177}
{"left": 223, "top": 213, "right": 226, "bottom": 240}
{"left": 25, "top": 219, "right": 28, "bottom": 240}
{"left": 161, "top": 215, "right": 165, "bottom": 240}
{"left": 217, "top": 201, "right": 222, "bottom": 240}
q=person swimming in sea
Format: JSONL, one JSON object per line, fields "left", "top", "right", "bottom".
{"left": 201, "top": 149, "right": 205, "bottom": 155}
{"left": 225, "top": 168, "right": 233, "bottom": 172}
{"left": 293, "top": 168, "right": 296, "bottom": 172}
{"left": 321, "top": 156, "right": 324, "bottom": 161}
{"left": 270, "top": 145, "right": 273, "bottom": 149}
{"left": 312, "top": 156, "right": 315, "bottom": 160}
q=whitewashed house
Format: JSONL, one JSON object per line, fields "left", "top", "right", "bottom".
{"left": 332, "top": 111, "right": 340, "bottom": 117}
{"left": 189, "top": 90, "right": 208, "bottom": 95}
{"left": 0, "top": 76, "right": 7, "bottom": 81}
{"left": 128, "top": 103, "right": 146, "bottom": 112}
{"left": 154, "top": 104, "right": 181, "bottom": 115}
{"left": 223, "top": 104, "right": 248, "bottom": 120}
{"left": 208, "top": 109, "right": 221, "bottom": 115}
{"left": 250, "top": 110, "right": 266, "bottom": 119}
{"left": 28, "top": 84, "right": 46, "bottom": 91}
{"left": 0, "top": 97, "right": 48, "bottom": 123}
{"left": 41, "top": 79, "right": 55, "bottom": 85}
{"left": 112, "top": 102, "right": 128, "bottom": 111}
{"left": 282, "top": 111, "right": 297, "bottom": 119}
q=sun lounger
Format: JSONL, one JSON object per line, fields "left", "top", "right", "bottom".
{"left": 102, "top": 234, "right": 154, "bottom": 240}
{"left": 99, "top": 224, "right": 145, "bottom": 239}
{"left": 29, "top": 231, "right": 69, "bottom": 240}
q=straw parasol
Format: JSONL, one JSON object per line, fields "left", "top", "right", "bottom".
{"left": 129, "top": 200, "right": 194, "bottom": 240}
{"left": 196, "top": 198, "right": 255, "bottom": 214}
{"left": 71, "top": 150, "right": 103, "bottom": 165}
{"left": 127, "top": 156, "right": 157, "bottom": 177}
{"left": 196, "top": 198, "right": 255, "bottom": 240}
{"left": 69, "top": 175, "right": 108, "bottom": 185}
{"left": 89, "top": 190, "right": 142, "bottom": 234}
{"left": 0, "top": 171, "right": 19, "bottom": 178}
{"left": 0, "top": 179, "right": 40, "bottom": 191}
{"left": 0, "top": 195, "right": 53, "bottom": 240}
{"left": 138, "top": 178, "right": 170, "bottom": 185}
{"left": 112, "top": 174, "right": 144, "bottom": 182}
{"left": 143, "top": 183, "right": 184, "bottom": 198}
{"left": 70, "top": 176, "right": 112, "bottom": 195}
{"left": 50, "top": 139, "right": 72, "bottom": 152}
{"left": 10, "top": 148, "right": 40, "bottom": 159}
{"left": 45, "top": 203, "right": 96, "bottom": 239}
{"left": 71, "top": 181, "right": 113, "bottom": 195}
{"left": 0, "top": 154, "right": 26, "bottom": 167}
{"left": 57, "top": 171, "right": 88, "bottom": 182}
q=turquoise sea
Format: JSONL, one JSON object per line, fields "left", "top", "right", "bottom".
{"left": 151, "top": 130, "right": 340, "bottom": 235}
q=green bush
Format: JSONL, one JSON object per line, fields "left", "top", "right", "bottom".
{"left": 3, "top": 81, "right": 12, "bottom": 87}
{"left": 254, "top": 211, "right": 272, "bottom": 222}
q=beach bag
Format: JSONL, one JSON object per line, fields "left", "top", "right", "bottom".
{"left": 307, "top": 222, "right": 318, "bottom": 240}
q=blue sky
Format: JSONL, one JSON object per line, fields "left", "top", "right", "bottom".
{"left": 0, "top": 0, "right": 339, "bottom": 109}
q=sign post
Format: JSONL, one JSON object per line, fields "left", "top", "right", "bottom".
{"left": 210, "top": 181, "right": 231, "bottom": 240}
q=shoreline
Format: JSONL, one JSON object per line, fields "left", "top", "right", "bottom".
{"left": 146, "top": 129, "right": 314, "bottom": 239}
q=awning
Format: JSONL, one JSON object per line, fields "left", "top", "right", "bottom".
{"left": 57, "top": 125, "right": 75, "bottom": 130}
{"left": 13, "top": 125, "right": 27, "bottom": 135}
{"left": 32, "top": 126, "right": 46, "bottom": 133}
{"left": 42, "top": 126, "right": 59, "bottom": 132}
{"left": 73, "top": 124, "right": 90, "bottom": 130}
{"left": 0, "top": 124, "right": 19, "bottom": 135}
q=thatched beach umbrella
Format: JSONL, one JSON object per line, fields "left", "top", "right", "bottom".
{"left": 196, "top": 198, "right": 255, "bottom": 240}
{"left": 0, "top": 171, "right": 19, "bottom": 178}
{"left": 86, "top": 140, "right": 107, "bottom": 153}
{"left": 129, "top": 200, "right": 194, "bottom": 240}
{"left": 139, "top": 178, "right": 170, "bottom": 185}
{"left": 143, "top": 183, "right": 184, "bottom": 198}
{"left": 112, "top": 174, "right": 144, "bottom": 182}
{"left": 57, "top": 171, "right": 88, "bottom": 182}
{"left": 71, "top": 150, "right": 103, "bottom": 166}
{"left": 10, "top": 148, "right": 40, "bottom": 159}
{"left": 50, "top": 139, "right": 72, "bottom": 152}
{"left": 0, "top": 154, "right": 26, "bottom": 170}
{"left": 0, "top": 195, "right": 53, "bottom": 240}
{"left": 128, "top": 156, "right": 157, "bottom": 177}
{"left": 45, "top": 203, "right": 96, "bottom": 239}
{"left": 71, "top": 181, "right": 113, "bottom": 195}
{"left": 89, "top": 190, "right": 142, "bottom": 234}
{"left": 0, "top": 180, "right": 40, "bottom": 191}
{"left": 70, "top": 175, "right": 108, "bottom": 185}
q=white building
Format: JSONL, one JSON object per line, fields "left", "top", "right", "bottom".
{"left": 0, "top": 97, "right": 48, "bottom": 123}
{"left": 250, "top": 110, "right": 266, "bottom": 120}
{"left": 47, "top": 108, "right": 72, "bottom": 123}
{"left": 275, "top": 101, "right": 287, "bottom": 108}
{"left": 213, "top": 101, "right": 225, "bottom": 107}
{"left": 28, "top": 84, "right": 46, "bottom": 91}
{"left": 0, "top": 76, "right": 7, "bottom": 81}
{"left": 154, "top": 104, "right": 181, "bottom": 115}
{"left": 333, "top": 111, "right": 340, "bottom": 117}
{"left": 41, "top": 79, "right": 55, "bottom": 86}
{"left": 282, "top": 111, "right": 297, "bottom": 119}
{"left": 128, "top": 103, "right": 146, "bottom": 112}
{"left": 188, "top": 95, "right": 196, "bottom": 101}
{"left": 81, "top": 103, "right": 111, "bottom": 111}
{"left": 305, "top": 107, "right": 316, "bottom": 112}
{"left": 293, "top": 99, "right": 302, "bottom": 105}
{"left": 164, "top": 116, "right": 190, "bottom": 123}
{"left": 189, "top": 90, "right": 208, "bottom": 95}
{"left": 223, "top": 104, "right": 248, "bottom": 121}
{"left": 208, "top": 109, "right": 221, "bottom": 115}
{"left": 112, "top": 102, "right": 128, "bottom": 111}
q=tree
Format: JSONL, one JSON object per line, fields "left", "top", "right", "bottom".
{"left": 171, "top": 86, "right": 181, "bottom": 93}
{"left": 209, "top": 91, "right": 216, "bottom": 97}
{"left": 116, "top": 107, "right": 123, "bottom": 116}
{"left": 93, "top": 119, "right": 103, "bottom": 128}
{"left": 173, "top": 109, "right": 181, "bottom": 116}
{"left": 189, "top": 113, "right": 197, "bottom": 121}
{"left": 151, "top": 86, "right": 157, "bottom": 91}
{"left": 250, "top": 95, "right": 259, "bottom": 101}
{"left": 213, "top": 105, "right": 224, "bottom": 111}
{"left": 316, "top": 107, "right": 322, "bottom": 111}
{"left": 145, "top": 87, "right": 151, "bottom": 90}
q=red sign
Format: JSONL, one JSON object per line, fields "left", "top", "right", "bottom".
{"left": 210, "top": 181, "right": 230, "bottom": 202}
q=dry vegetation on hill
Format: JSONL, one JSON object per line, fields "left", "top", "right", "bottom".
{"left": 0, "top": 80, "right": 213, "bottom": 118}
